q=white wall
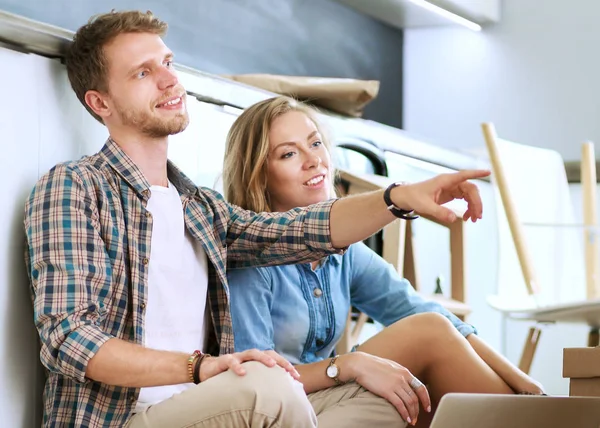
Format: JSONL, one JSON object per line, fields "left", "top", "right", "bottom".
{"left": 0, "top": 45, "right": 240, "bottom": 427}
{"left": 0, "top": 46, "right": 42, "bottom": 428}
{"left": 404, "top": 0, "right": 600, "bottom": 395}
{"left": 0, "top": 46, "right": 109, "bottom": 427}
{"left": 404, "top": 0, "right": 600, "bottom": 162}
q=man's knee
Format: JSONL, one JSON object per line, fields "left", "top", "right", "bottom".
{"left": 234, "top": 362, "right": 316, "bottom": 427}
{"left": 128, "top": 362, "right": 315, "bottom": 428}
{"left": 238, "top": 361, "right": 310, "bottom": 406}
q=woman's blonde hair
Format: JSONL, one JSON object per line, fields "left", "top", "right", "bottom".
{"left": 223, "top": 96, "right": 335, "bottom": 212}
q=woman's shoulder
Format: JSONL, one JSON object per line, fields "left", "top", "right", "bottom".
{"left": 341, "top": 241, "right": 375, "bottom": 263}
{"left": 227, "top": 263, "right": 300, "bottom": 285}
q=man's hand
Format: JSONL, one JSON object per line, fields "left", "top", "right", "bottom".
{"left": 199, "top": 349, "right": 300, "bottom": 382}
{"left": 391, "top": 169, "right": 491, "bottom": 223}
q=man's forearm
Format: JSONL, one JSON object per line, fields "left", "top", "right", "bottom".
{"left": 86, "top": 338, "right": 190, "bottom": 387}
{"left": 329, "top": 169, "right": 490, "bottom": 248}
{"left": 329, "top": 190, "right": 397, "bottom": 249}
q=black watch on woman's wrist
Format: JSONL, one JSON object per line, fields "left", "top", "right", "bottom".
{"left": 383, "top": 182, "right": 419, "bottom": 220}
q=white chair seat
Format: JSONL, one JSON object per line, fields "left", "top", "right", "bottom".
{"left": 489, "top": 294, "right": 600, "bottom": 326}
{"left": 482, "top": 123, "right": 599, "bottom": 373}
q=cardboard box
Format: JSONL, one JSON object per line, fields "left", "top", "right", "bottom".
{"left": 563, "top": 347, "right": 600, "bottom": 397}
{"left": 570, "top": 379, "right": 600, "bottom": 397}
{"left": 224, "top": 74, "right": 380, "bottom": 118}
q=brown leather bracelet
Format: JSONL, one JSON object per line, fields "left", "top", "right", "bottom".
{"left": 187, "top": 350, "right": 201, "bottom": 383}
{"left": 193, "top": 352, "right": 211, "bottom": 384}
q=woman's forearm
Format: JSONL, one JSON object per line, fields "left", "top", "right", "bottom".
{"left": 296, "top": 353, "right": 359, "bottom": 394}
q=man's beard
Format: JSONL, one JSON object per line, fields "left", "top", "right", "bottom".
{"left": 116, "top": 101, "right": 190, "bottom": 138}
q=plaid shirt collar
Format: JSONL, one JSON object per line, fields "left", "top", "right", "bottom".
{"left": 100, "top": 137, "right": 200, "bottom": 199}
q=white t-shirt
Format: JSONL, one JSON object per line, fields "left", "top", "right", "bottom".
{"left": 135, "top": 182, "right": 209, "bottom": 413}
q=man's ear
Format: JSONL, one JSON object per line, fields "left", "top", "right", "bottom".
{"left": 84, "top": 90, "right": 112, "bottom": 120}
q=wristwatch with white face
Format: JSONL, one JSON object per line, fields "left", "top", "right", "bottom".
{"left": 326, "top": 355, "right": 342, "bottom": 385}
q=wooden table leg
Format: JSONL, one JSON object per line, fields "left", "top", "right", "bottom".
{"left": 519, "top": 326, "right": 542, "bottom": 374}
{"left": 588, "top": 327, "right": 599, "bottom": 347}
{"left": 450, "top": 220, "right": 466, "bottom": 320}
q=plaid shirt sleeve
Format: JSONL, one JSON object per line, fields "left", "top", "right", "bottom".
{"left": 24, "top": 164, "right": 114, "bottom": 383}
{"left": 210, "top": 188, "right": 344, "bottom": 268}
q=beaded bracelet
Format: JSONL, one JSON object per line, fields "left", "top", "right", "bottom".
{"left": 187, "top": 350, "right": 202, "bottom": 384}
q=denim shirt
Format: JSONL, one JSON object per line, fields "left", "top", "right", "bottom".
{"left": 228, "top": 242, "right": 476, "bottom": 365}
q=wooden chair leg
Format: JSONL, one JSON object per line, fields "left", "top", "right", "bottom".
{"left": 403, "top": 221, "right": 419, "bottom": 291}
{"left": 338, "top": 311, "right": 371, "bottom": 354}
{"left": 518, "top": 326, "right": 542, "bottom": 374}
{"left": 337, "top": 311, "right": 353, "bottom": 355}
{"left": 351, "top": 312, "right": 369, "bottom": 346}
{"left": 588, "top": 328, "right": 600, "bottom": 347}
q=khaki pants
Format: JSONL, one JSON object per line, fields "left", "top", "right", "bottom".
{"left": 309, "top": 381, "right": 408, "bottom": 427}
{"left": 128, "top": 361, "right": 406, "bottom": 427}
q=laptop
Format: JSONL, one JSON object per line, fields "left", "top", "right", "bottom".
{"left": 430, "top": 393, "right": 600, "bottom": 428}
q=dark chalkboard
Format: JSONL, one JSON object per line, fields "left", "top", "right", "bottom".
{"left": 0, "top": 0, "right": 403, "bottom": 127}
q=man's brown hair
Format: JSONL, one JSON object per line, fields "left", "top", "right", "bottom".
{"left": 66, "top": 10, "right": 168, "bottom": 123}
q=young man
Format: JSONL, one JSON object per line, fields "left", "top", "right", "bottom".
{"left": 24, "top": 10, "right": 489, "bottom": 428}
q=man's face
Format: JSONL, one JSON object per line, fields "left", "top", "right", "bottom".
{"left": 100, "top": 32, "right": 189, "bottom": 138}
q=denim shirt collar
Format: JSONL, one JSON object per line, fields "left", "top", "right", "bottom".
{"left": 327, "top": 253, "right": 344, "bottom": 266}
{"left": 306, "top": 253, "right": 343, "bottom": 271}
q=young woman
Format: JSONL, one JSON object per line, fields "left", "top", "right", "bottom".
{"left": 223, "top": 96, "right": 544, "bottom": 427}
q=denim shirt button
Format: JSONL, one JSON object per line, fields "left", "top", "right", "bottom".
{"left": 313, "top": 288, "right": 323, "bottom": 298}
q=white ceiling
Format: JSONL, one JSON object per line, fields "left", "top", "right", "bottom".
{"left": 335, "top": 0, "right": 456, "bottom": 29}
{"left": 334, "top": 0, "right": 499, "bottom": 30}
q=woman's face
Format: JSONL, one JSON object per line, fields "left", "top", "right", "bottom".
{"left": 266, "top": 111, "right": 332, "bottom": 212}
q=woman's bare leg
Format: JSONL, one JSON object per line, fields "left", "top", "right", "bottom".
{"left": 356, "top": 312, "right": 513, "bottom": 406}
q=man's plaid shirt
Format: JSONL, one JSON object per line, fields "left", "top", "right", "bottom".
{"left": 24, "top": 138, "right": 340, "bottom": 427}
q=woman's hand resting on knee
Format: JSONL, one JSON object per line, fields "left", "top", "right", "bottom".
{"left": 510, "top": 374, "right": 546, "bottom": 395}
{"left": 199, "top": 349, "right": 300, "bottom": 382}
{"left": 339, "top": 351, "right": 430, "bottom": 426}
